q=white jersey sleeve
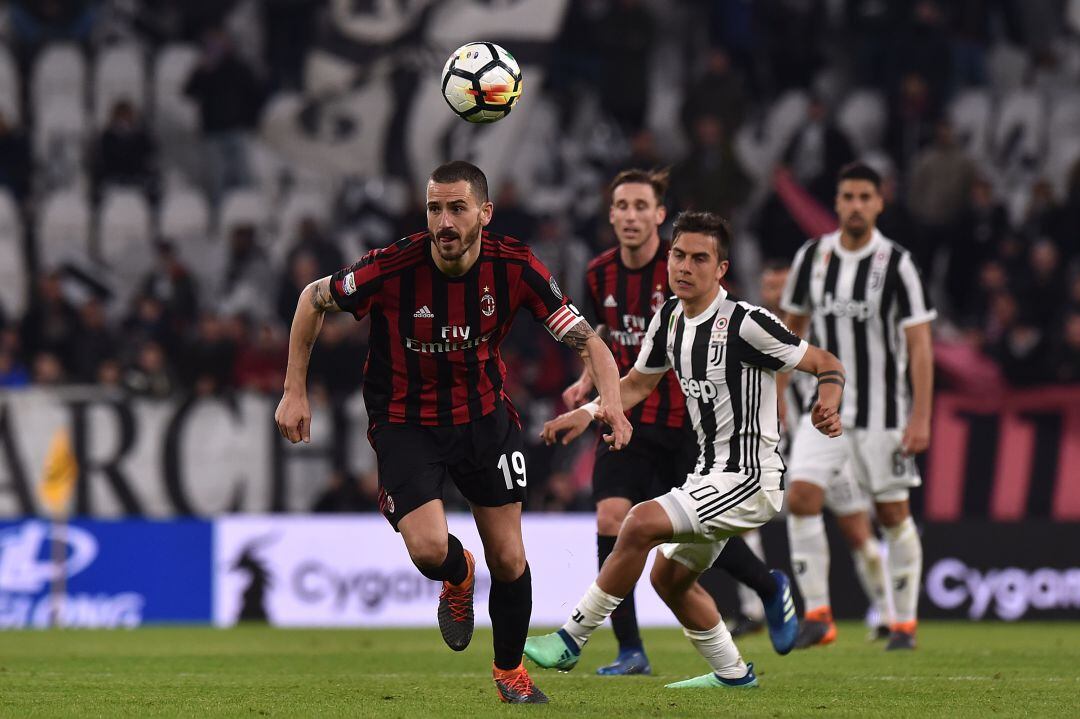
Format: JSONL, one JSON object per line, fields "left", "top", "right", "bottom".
{"left": 740, "top": 307, "right": 809, "bottom": 373}
{"left": 895, "top": 251, "right": 937, "bottom": 328}
{"left": 633, "top": 301, "right": 674, "bottom": 374}
{"left": 780, "top": 239, "right": 818, "bottom": 316}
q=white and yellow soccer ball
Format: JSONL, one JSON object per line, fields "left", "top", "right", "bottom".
{"left": 441, "top": 42, "right": 522, "bottom": 123}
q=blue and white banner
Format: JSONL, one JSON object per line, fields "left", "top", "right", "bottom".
{"left": 0, "top": 519, "right": 212, "bottom": 628}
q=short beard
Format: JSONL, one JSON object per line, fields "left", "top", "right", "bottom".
{"left": 844, "top": 220, "right": 868, "bottom": 239}
{"left": 434, "top": 218, "right": 481, "bottom": 261}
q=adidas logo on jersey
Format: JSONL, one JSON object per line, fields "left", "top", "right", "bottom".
{"left": 603, "top": 295, "right": 618, "bottom": 308}
{"left": 413, "top": 305, "right": 434, "bottom": 318}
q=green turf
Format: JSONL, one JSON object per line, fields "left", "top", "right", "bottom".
{"left": 1, "top": 622, "right": 1078, "bottom": 717}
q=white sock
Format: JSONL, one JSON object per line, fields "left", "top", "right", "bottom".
{"left": 561, "top": 581, "right": 622, "bottom": 649}
{"left": 851, "top": 536, "right": 890, "bottom": 625}
{"left": 787, "top": 513, "right": 830, "bottom": 612}
{"left": 684, "top": 620, "right": 747, "bottom": 679}
{"left": 883, "top": 517, "right": 922, "bottom": 625}
{"left": 738, "top": 529, "right": 766, "bottom": 619}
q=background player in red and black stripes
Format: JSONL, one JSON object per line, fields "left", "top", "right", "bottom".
{"left": 274, "top": 161, "right": 632, "bottom": 704}
{"left": 558, "top": 169, "right": 799, "bottom": 674}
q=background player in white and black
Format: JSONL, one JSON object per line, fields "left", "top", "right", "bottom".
{"left": 525, "top": 211, "right": 846, "bottom": 689}
{"left": 561, "top": 170, "right": 803, "bottom": 673}
{"left": 780, "top": 162, "right": 935, "bottom": 651}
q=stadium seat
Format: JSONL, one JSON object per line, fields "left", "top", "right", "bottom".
{"left": 159, "top": 186, "right": 221, "bottom": 291}
{"left": 764, "top": 90, "right": 810, "bottom": 164}
{"left": 97, "top": 187, "right": 153, "bottom": 307}
{"left": 93, "top": 43, "right": 147, "bottom": 129}
{"left": 994, "top": 89, "right": 1046, "bottom": 168}
{"left": 1048, "top": 90, "right": 1080, "bottom": 139}
{"left": 276, "top": 190, "right": 330, "bottom": 240}
{"left": 949, "top": 89, "right": 994, "bottom": 161}
{"left": 986, "top": 43, "right": 1030, "bottom": 95}
{"left": 152, "top": 43, "right": 199, "bottom": 135}
{"left": 0, "top": 45, "right": 21, "bottom": 126}
{"left": 836, "top": 89, "right": 887, "bottom": 154}
{"left": 36, "top": 189, "right": 92, "bottom": 271}
{"left": 218, "top": 187, "right": 269, "bottom": 240}
{"left": 0, "top": 189, "right": 28, "bottom": 320}
{"left": 33, "top": 95, "right": 88, "bottom": 190}
{"left": 31, "top": 43, "right": 87, "bottom": 115}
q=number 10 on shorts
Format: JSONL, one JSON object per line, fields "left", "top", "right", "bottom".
{"left": 498, "top": 451, "right": 527, "bottom": 489}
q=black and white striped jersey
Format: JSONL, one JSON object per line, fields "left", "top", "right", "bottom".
{"left": 634, "top": 287, "right": 808, "bottom": 490}
{"left": 780, "top": 229, "right": 936, "bottom": 431}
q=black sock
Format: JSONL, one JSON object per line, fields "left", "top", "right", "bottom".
{"left": 491, "top": 563, "right": 532, "bottom": 670}
{"left": 415, "top": 533, "right": 469, "bottom": 584}
{"left": 713, "top": 535, "right": 778, "bottom": 602}
{"left": 599, "top": 534, "right": 642, "bottom": 652}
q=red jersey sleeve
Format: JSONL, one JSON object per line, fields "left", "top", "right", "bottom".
{"left": 518, "top": 250, "right": 585, "bottom": 341}
{"left": 329, "top": 250, "right": 383, "bottom": 318}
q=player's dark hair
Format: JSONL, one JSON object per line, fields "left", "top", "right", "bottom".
{"left": 430, "top": 160, "right": 489, "bottom": 203}
{"left": 609, "top": 167, "right": 670, "bottom": 205}
{"left": 671, "top": 210, "right": 732, "bottom": 262}
{"left": 837, "top": 161, "right": 882, "bottom": 191}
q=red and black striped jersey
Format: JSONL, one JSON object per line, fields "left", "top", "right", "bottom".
{"left": 584, "top": 241, "right": 687, "bottom": 430}
{"left": 329, "top": 231, "right": 583, "bottom": 428}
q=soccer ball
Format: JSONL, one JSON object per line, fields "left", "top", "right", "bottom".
{"left": 441, "top": 42, "right": 522, "bottom": 123}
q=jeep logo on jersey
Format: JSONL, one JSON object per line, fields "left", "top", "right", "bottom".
{"left": 679, "top": 377, "right": 719, "bottom": 403}
{"left": 820, "top": 292, "right": 875, "bottom": 321}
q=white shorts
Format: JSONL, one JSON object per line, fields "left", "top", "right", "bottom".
{"left": 655, "top": 471, "right": 784, "bottom": 574}
{"left": 788, "top": 415, "right": 920, "bottom": 504}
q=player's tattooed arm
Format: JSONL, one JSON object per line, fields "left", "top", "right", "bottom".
{"left": 308, "top": 277, "right": 343, "bottom": 313}
{"left": 561, "top": 319, "right": 598, "bottom": 354}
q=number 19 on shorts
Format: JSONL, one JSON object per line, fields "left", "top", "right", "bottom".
{"left": 498, "top": 451, "right": 527, "bottom": 489}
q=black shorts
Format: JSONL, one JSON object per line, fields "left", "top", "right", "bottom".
{"left": 593, "top": 424, "right": 699, "bottom": 505}
{"left": 370, "top": 402, "right": 527, "bottom": 530}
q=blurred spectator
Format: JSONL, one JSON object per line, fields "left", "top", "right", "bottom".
{"left": 122, "top": 294, "right": 178, "bottom": 355}
{"left": 758, "top": 260, "right": 790, "bottom": 315}
{"left": 616, "top": 129, "right": 665, "bottom": 176}
{"left": 123, "top": 341, "right": 175, "bottom": 397}
{"left": 9, "top": 0, "right": 97, "bottom": 58}
{"left": 1049, "top": 311, "right": 1080, "bottom": 383}
{"left": 72, "top": 297, "right": 117, "bottom": 383}
{"left": 140, "top": 240, "right": 200, "bottom": 333}
{"left": 309, "top": 315, "right": 366, "bottom": 397}
{"left": 669, "top": 114, "right": 752, "bottom": 218}
{"left": 907, "top": 120, "right": 976, "bottom": 271}
{"left": 0, "top": 112, "right": 32, "bottom": 202}
{"left": 758, "top": 0, "right": 826, "bottom": 93}
{"left": 1015, "top": 240, "right": 1068, "bottom": 330}
{"left": 681, "top": 47, "right": 747, "bottom": 137}
{"left": 492, "top": 181, "right": 537, "bottom": 243}
{"left": 0, "top": 329, "right": 30, "bottom": 388}
{"left": 885, "top": 72, "right": 936, "bottom": 172}
{"left": 96, "top": 357, "right": 122, "bottom": 388}
{"left": 1018, "top": 178, "right": 1066, "bottom": 246}
{"left": 949, "top": 177, "right": 1009, "bottom": 312}
{"left": 597, "top": 0, "right": 655, "bottom": 132}
{"left": 780, "top": 95, "right": 856, "bottom": 206}
{"left": 20, "top": 272, "right": 80, "bottom": 375}
{"left": 276, "top": 251, "right": 320, "bottom": 326}
{"left": 535, "top": 470, "right": 592, "bottom": 512}
{"left": 233, "top": 320, "right": 287, "bottom": 394}
{"left": 183, "top": 313, "right": 237, "bottom": 393}
{"left": 312, "top": 469, "right": 379, "bottom": 513}
{"left": 284, "top": 217, "right": 344, "bottom": 278}
{"left": 31, "top": 352, "right": 66, "bottom": 385}
{"left": 184, "top": 26, "right": 265, "bottom": 198}
{"left": 895, "top": 1, "right": 953, "bottom": 108}
{"left": 261, "top": 0, "right": 320, "bottom": 91}
{"left": 219, "top": 224, "right": 273, "bottom": 319}
{"left": 94, "top": 100, "right": 157, "bottom": 195}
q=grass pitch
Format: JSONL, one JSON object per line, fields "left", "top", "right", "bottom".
{"left": 1, "top": 622, "right": 1078, "bottom": 717}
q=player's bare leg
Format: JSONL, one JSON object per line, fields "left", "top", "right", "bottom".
{"left": 786, "top": 481, "right": 837, "bottom": 647}
{"left": 524, "top": 500, "right": 673, "bottom": 670}
{"left": 472, "top": 502, "right": 547, "bottom": 703}
{"left": 876, "top": 499, "right": 921, "bottom": 650}
{"left": 398, "top": 499, "right": 477, "bottom": 652}
{"left": 650, "top": 552, "right": 758, "bottom": 688}
{"left": 836, "top": 511, "right": 890, "bottom": 639}
{"left": 596, "top": 497, "right": 651, "bottom": 675}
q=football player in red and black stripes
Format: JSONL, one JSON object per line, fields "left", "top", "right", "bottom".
{"left": 558, "top": 169, "right": 800, "bottom": 674}
{"left": 275, "top": 161, "right": 631, "bottom": 704}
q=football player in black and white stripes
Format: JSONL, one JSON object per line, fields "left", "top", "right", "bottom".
{"left": 779, "top": 162, "right": 935, "bottom": 651}
{"left": 523, "top": 211, "right": 845, "bottom": 689}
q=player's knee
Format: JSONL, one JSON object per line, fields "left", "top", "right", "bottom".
{"left": 406, "top": 538, "right": 449, "bottom": 574}
{"left": 484, "top": 547, "right": 526, "bottom": 582}
{"left": 618, "top": 503, "right": 666, "bottom": 550}
{"left": 875, "top": 501, "right": 909, "bottom": 528}
{"left": 596, "top": 501, "right": 630, "bottom": 535}
{"left": 787, "top": 481, "right": 825, "bottom": 515}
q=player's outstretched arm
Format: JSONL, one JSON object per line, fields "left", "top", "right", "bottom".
{"left": 776, "top": 311, "right": 810, "bottom": 427}
{"left": 794, "top": 345, "right": 845, "bottom": 438}
{"left": 561, "top": 324, "right": 608, "bottom": 408}
{"left": 561, "top": 319, "right": 633, "bottom": 449}
{"left": 902, "top": 321, "right": 933, "bottom": 455}
{"left": 542, "top": 368, "right": 662, "bottom": 446}
{"left": 275, "top": 276, "right": 342, "bottom": 443}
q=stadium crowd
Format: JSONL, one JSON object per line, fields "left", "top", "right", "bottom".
{"left": 0, "top": 0, "right": 1078, "bottom": 510}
